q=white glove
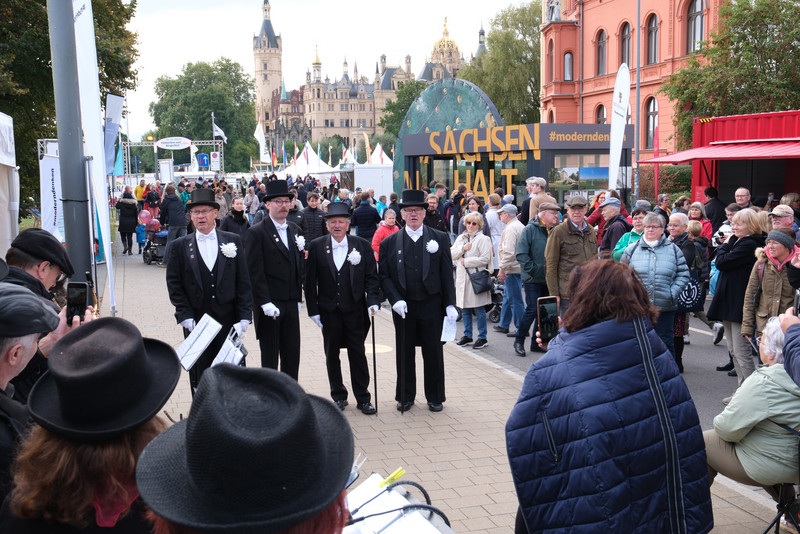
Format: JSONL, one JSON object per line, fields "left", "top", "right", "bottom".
{"left": 368, "top": 304, "right": 380, "bottom": 316}
{"left": 234, "top": 320, "right": 250, "bottom": 335}
{"left": 298, "top": 302, "right": 302, "bottom": 314}
{"left": 261, "top": 302, "right": 280, "bottom": 318}
{"left": 445, "top": 305, "right": 458, "bottom": 321}
{"left": 180, "top": 318, "right": 196, "bottom": 332}
{"left": 310, "top": 315, "right": 323, "bottom": 328}
{"left": 392, "top": 300, "right": 408, "bottom": 319}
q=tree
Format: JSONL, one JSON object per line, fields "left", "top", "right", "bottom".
{"left": 458, "top": 1, "right": 542, "bottom": 125}
{"left": 0, "top": 0, "right": 138, "bottom": 211}
{"left": 661, "top": 0, "right": 800, "bottom": 149}
{"left": 378, "top": 80, "right": 428, "bottom": 138}
{"left": 318, "top": 135, "right": 345, "bottom": 166}
{"left": 149, "top": 58, "right": 256, "bottom": 171}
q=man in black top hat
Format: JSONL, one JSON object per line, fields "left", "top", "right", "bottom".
{"left": 166, "top": 188, "right": 253, "bottom": 394}
{"left": 305, "top": 202, "right": 380, "bottom": 414}
{"left": 379, "top": 189, "right": 458, "bottom": 412}
{"left": 246, "top": 180, "right": 305, "bottom": 379}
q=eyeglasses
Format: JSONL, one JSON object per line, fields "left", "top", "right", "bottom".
{"left": 269, "top": 199, "right": 292, "bottom": 206}
{"left": 644, "top": 225, "right": 663, "bottom": 230}
{"left": 191, "top": 208, "right": 216, "bottom": 215}
{"left": 667, "top": 223, "right": 686, "bottom": 227}
{"left": 465, "top": 222, "right": 479, "bottom": 226}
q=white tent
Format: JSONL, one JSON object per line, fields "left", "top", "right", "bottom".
{"left": 0, "top": 112, "right": 19, "bottom": 255}
{"left": 282, "top": 143, "right": 337, "bottom": 176}
{"left": 369, "top": 142, "right": 393, "bottom": 165}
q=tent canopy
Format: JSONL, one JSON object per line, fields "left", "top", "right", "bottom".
{"left": 639, "top": 138, "right": 800, "bottom": 164}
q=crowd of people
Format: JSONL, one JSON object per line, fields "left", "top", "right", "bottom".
{"left": 7, "top": 172, "right": 800, "bottom": 532}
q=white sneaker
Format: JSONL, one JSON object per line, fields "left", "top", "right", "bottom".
{"left": 683, "top": 334, "right": 690, "bottom": 345}
{"left": 713, "top": 322, "right": 724, "bottom": 345}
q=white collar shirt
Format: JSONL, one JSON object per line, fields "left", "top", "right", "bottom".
{"left": 405, "top": 226, "right": 423, "bottom": 243}
{"left": 332, "top": 237, "right": 348, "bottom": 270}
{"left": 271, "top": 217, "right": 289, "bottom": 248}
{"left": 195, "top": 230, "right": 218, "bottom": 270}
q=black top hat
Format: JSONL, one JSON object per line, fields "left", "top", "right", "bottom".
{"left": 136, "top": 365, "right": 354, "bottom": 533}
{"left": 263, "top": 180, "right": 292, "bottom": 201}
{"left": 323, "top": 202, "right": 351, "bottom": 219}
{"left": 187, "top": 188, "right": 220, "bottom": 210}
{"left": 0, "top": 282, "right": 59, "bottom": 337}
{"left": 27, "top": 317, "right": 180, "bottom": 441}
{"left": 11, "top": 228, "right": 75, "bottom": 277}
{"left": 398, "top": 188, "right": 427, "bottom": 208}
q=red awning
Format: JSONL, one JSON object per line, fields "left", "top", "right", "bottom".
{"left": 639, "top": 140, "right": 800, "bottom": 164}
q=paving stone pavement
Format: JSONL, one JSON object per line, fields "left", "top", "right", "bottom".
{"left": 103, "top": 241, "right": 782, "bottom": 533}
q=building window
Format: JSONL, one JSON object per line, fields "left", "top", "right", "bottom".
{"left": 564, "top": 52, "right": 573, "bottom": 81}
{"left": 596, "top": 105, "right": 606, "bottom": 124}
{"left": 687, "top": 0, "right": 704, "bottom": 53}
{"left": 263, "top": 74, "right": 268, "bottom": 80}
{"left": 548, "top": 110, "right": 555, "bottom": 123}
{"left": 620, "top": 23, "right": 631, "bottom": 66}
{"left": 596, "top": 30, "right": 606, "bottom": 76}
{"left": 263, "top": 63, "right": 267, "bottom": 70}
{"left": 547, "top": 40, "right": 554, "bottom": 83}
{"left": 316, "top": 89, "right": 321, "bottom": 98}
{"left": 645, "top": 97, "right": 658, "bottom": 149}
{"left": 647, "top": 15, "right": 658, "bottom": 64}
{"left": 317, "top": 103, "right": 320, "bottom": 110}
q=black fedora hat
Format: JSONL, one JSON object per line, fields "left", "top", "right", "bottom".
{"left": 136, "top": 365, "right": 354, "bottom": 533}
{"left": 323, "top": 202, "right": 351, "bottom": 219}
{"left": 264, "top": 179, "right": 292, "bottom": 201}
{"left": 27, "top": 317, "right": 180, "bottom": 441}
{"left": 398, "top": 188, "right": 427, "bottom": 208}
{"left": 187, "top": 188, "right": 220, "bottom": 210}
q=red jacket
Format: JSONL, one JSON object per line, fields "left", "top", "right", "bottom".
{"left": 371, "top": 222, "right": 399, "bottom": 260}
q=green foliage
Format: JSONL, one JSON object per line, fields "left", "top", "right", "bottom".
{"left": 0, "top": 0, "right": 138, "bottom": 212}
{"left": 149, "top": 58, "right": 256, "bottom": 171}
{"left": 636, "top": 165, "right": 693, "bottom": 200}
{"left": 660, "top": 0, "right": 800, "bottom": 149}
{"left": 458, "top": 1, "right": 541, "bottom": 125}
{"left": 318, "top": 135, "right": 345, "bottom": 166}
{"left": 378, "top": 80, "right": 428, "bottom": 138}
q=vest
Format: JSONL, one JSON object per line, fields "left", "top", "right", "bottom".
{"left": 198, "top": 258, "right": 234, "bottom": 323}
{"left": 403, "top": 232, "right": 427, "bottom": 301}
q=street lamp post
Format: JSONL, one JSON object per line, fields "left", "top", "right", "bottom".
{"left": 147, "top": 135, "right": 159, "bottom": 181}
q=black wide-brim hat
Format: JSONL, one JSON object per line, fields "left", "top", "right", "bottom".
{"left": 398, "top": 188, "right": 427, "bottom": 208}
{"left": 28, "top": 317, "right": 180, "bottom": 441}
{"left": 187, "top": 188, "right": 220, "bottom": 210}
{"left": 264, "top": 179, "right": 292, "bottom": 201}
{"left": 136, "top": 364, "right": 354, "bottom": 533}
{"left": 323, "top": 202, "right": 351, "bottom": 219}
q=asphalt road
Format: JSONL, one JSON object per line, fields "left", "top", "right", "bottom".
{"left": 461, "top": 299, "right": 741, "bottom": 430}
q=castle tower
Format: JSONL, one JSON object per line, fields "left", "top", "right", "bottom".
{"left": 312, "top": 46, "right": 322, "bottom": 83}
{"left": 431, "top": 17, "right": 462, "bottom": 77}
{"left": 253, "top": 0, "right": 282, "bottom": 132}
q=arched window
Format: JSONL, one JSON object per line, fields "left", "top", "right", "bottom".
{"left": 548, "top": 110, "right": 555, "bottom": 123}
{"left": 645, "top": 97, "right": 658, "bottom": 149}
{"left": 687, "top": 0, "right": 704, "bottom": 53}
{"left": 647, "top": 15, "right": 659, "bottom": 64}
{"left": 596, "top": 30, "right": 607, "bottom": 75}
{"left": 548, "top": 40, "right": 554, "bottom": 83}
{"left": 596, "top": 105, "right": 607, "bottom": 124}
{"left": 564, "top": 52, "right": 573, "bottom": 81}
{"left": 620, "top": 23, "right": 631, "bottom": 66}
{"left": 316, "top": 89, "right": 320, "bottom": 98}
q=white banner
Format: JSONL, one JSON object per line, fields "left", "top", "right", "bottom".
{"left": 39, "top": 155, "right": 64, "bottom": 242}
{"left": 253, "top": 121, "right": 268, "bottom": 162}
{"left": 608, "top": 64, "right": 631, "bottom": 191}
{"left": 104, "top": 94, "right": 124, "bottom": 173}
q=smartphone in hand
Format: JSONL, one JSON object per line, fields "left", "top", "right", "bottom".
{"left": 537, "top": 296, "right": 559, "bottom": 342}
{"left": 66, "top": 282, "right": 89, "bottom": 326}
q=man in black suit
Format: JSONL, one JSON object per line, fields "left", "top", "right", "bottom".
{"left": 379, "top": 189, "right": 458, "bottom": 412}
{"left": 246, "top": 180, "right": 304, "bottom": 379}
{"left": 305, "top": 202, "right": 380, "bottom": 414}
{"left": 166, "top": 188, "right": 253, "bottom": 393}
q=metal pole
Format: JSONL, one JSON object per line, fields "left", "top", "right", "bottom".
{"left": 153, "top": 142, "right": 159, "bottom": 182}
{"left": 634, "top": 0, "right": 641, "bottom": 199}
{"left": 371, "top": 313, "right": 378, "bottom": 414}
{"left": 46, "top": 0, "right": 91, "bottom": 283}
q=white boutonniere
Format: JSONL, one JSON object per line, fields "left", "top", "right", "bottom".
{"left": 426, "top": 239, "right": 439, "bottom": 253}
{"left": 220, "top": 242, "right": 237, "bottom": 258}
{"left": 294, "top": 235, "right": 306, "bottom": 251}
{"left": 347, "top": 249, "right": 361, "bottom": 265}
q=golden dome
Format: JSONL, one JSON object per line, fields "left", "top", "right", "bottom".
{"left": 432, "top": 18, "right": 459, "bottom": 56}
{"left": 312, "top": 45, "right": 321, "bottom": 66}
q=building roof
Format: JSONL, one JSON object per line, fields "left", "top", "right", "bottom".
{"left": 255, "top": 19, "right": 279, "bottom": 49}
{"left": 417, "top": 62, "right": 453, "bottom": 82}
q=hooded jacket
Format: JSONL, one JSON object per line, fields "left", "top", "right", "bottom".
{"left": 622, "top": 235, "right": 689, "bottom": 311}
{"left": 742, "top": 246, "right": 798, "bottom": 337}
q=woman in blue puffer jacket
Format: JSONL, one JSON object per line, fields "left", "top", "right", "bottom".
{"left": 506, "top": 260, "right": 712, "bottom": 534}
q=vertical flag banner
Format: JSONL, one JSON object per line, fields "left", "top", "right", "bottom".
{"left": 328, "top": 145, "right": 332, "bottom": 166}
{"left": 253, "top": 121, "right": 268, "bottom": 162}
{"left": 272, "top": 148, "right": 277, "bottom": 167}
{"left": 304, "top": 143, "right": 309, "bottom": 165}
{"left": 282, "top": 145, "right": 287, "bottom": 166}
{"left": 103, "top": 94, "right": 124, "bottom": 173}
{"left": 608, "top": 64, "right": 631, "bottom": 191}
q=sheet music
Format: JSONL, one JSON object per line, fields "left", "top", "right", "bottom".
{"left": 440, "top": 317, "right": 457, "bottom": 342}
{"left": 175, "top": 314, "right": 221, "bottom": 370}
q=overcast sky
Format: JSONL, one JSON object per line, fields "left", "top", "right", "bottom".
{"left": 124, "top": 0, "right": 528, "bottom": 140}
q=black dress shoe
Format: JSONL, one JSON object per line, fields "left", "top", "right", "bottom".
{"left": 357, "top": 402, "right": 376, "bottom": 415}
{"left": 396, "top": 401, "right": 414, "bottom": 411}
{"left": 492, "top": 326, "right": 509, "bottom": 334}
{"left": 334, "top": 399, "right": 348, "bottom": 411}
{"left": 428, "top": 402, "right": 443, "bottom": 412}
{"left": 456, "top": 336, "right": 473, "bottom": 346}
{"left": 514, "top": 342, "right": 526, "bottom": 356}
{"left": 716, "top": 361, "right": 734, "bottom": 372}
{"left": 728, "top": 369, "right": 737, "bottom": 377}
{"left": 506, "top": 331, "right": 520, "bottom": 337}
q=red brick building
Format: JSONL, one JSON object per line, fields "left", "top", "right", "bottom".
{"left": 540, "top": 0, "right": 722, "bottom": 157}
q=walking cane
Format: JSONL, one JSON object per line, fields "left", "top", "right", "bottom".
{"left": 399, "top": 309, "right": 407, "bottom": 415}
{"left": 371, "top": 310, "right": 378, "bottom": 414}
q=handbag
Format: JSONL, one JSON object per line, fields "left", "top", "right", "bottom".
{"left": 468, "top": 268, "right": 492, "bottom": 294}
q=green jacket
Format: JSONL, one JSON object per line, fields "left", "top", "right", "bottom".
{"left": 179, "top": 190, "right": 191, "bottom": 208}
{"left": 544, "top": 219, "right": 597, "bottom": 299}
{"left": 714, "top": 364, "right": 800, "bottom": 485}
{"left": 516, "top": 218, "right": 549, "bottom": 284}
{"left": 612, "top": 229, "right": 643, "bottom": 261}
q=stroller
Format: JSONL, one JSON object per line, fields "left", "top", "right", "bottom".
{"left": 142, "top": 220, "right": 169, "bottom": 265}
{"left": 486, "top": 276, "right": 504, "bottom": 323}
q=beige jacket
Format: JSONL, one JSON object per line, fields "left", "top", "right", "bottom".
{"left": 498, "top": 218, "right": 524, "bottom": 274}
{"left": 451, "top": 231, "right": 493, "bottom": 309}
{"left": 529, "top": 191, "right": 558, "bottom": 219}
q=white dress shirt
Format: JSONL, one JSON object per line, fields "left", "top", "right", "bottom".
{"left": 271, "top": 217, "right": 289, "bottom": 248}
{"left": 405, "top": 225, "right": 423, "bottom": 242}
{"left": 332, "top": 237, "right": 348, "bottom": 270}
{"left": 195, "top": 230, "right": 218, "bottom": 270}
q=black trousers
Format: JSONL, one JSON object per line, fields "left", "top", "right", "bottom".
{"left": 185, "top": 321, "right": 233, "bottom": 394}
{"left": 321, "top": 307, "right": 371, "bottom": 404}
{"left": 257, "top": 299, "right": 301, "bottom": 380}
{"left": 392, "top": 294, "right": 445, "bottom": 404}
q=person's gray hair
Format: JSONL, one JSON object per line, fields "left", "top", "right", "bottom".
{"left": 0, "top": 333, "right": 38, "bottom": 360}
{"left": 526, "top": 176, "right": 547, "bottom": 188}
{"left": 761, "top": 316, "right": 785, "bottom": 364}
{"left": 670, "top": 212, "right": 689, "bottom": 226}
{"left": 644, "top": 212, "right": 666, "bottom": 228}
{"left": 657, "top": 193, "right": 670, "bottom": 203}
{"left": 690, "top": 201, "right": 707, "bottom": 219}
